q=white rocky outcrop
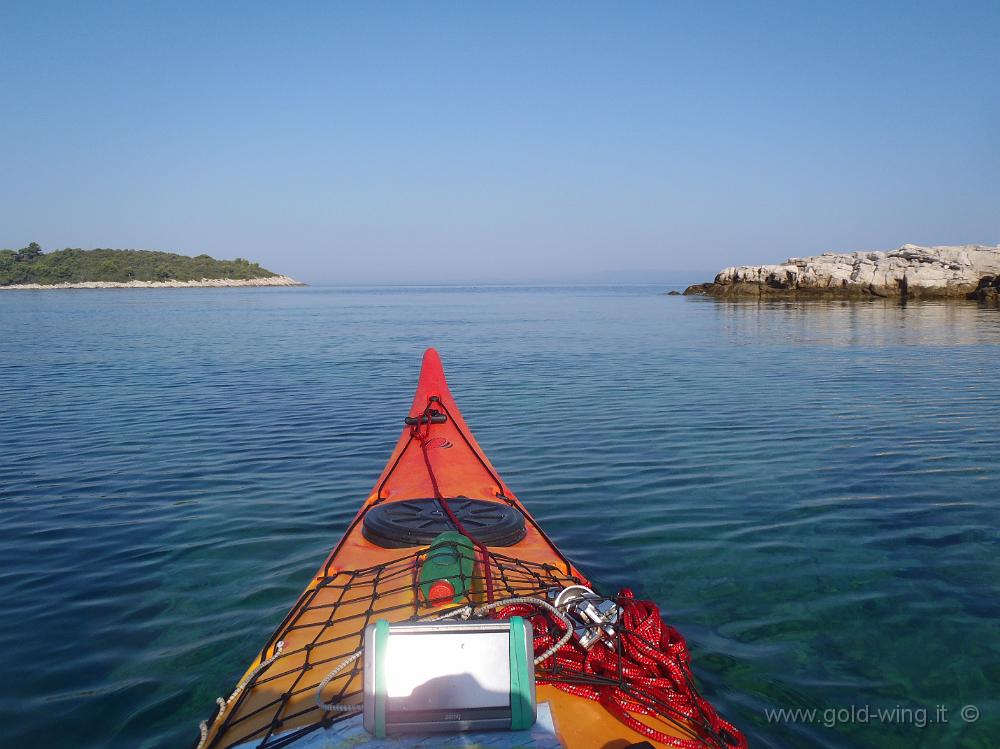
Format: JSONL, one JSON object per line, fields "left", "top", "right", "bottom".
{"left": 0, "top": 275, "right": 305, "bottom": 290}
{"left": 686, "top": 244, "right": 1000, "bottom": 300}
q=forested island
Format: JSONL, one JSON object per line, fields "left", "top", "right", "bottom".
{"left": 0, "top": 243, "right": 302, "bottom": 289}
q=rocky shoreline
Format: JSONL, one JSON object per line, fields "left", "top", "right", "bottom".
{"left": 684, "top": 244, "right": 1000, "bottom": 302}
{"left": 0, "top": 275, "right": 305, "bottom": 290}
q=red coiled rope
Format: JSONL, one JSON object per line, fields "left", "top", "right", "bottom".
{"left": 497, "top": 590, "right": 746, "bottom": 749}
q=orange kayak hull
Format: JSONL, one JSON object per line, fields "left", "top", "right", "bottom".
{"left": 199, "top": 349, "right": 719, "bottom": 749}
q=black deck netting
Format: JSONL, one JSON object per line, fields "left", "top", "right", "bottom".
{"left": 196, "top": 543, "right": 743, "bottom": 749}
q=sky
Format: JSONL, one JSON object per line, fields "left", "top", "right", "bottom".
{"left": 1, "top": 1, "right": 998, "bottom": 285}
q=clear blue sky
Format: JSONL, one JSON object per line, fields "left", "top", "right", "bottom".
{"left": 2, "top": 1, "right": 998, "bottom": 285}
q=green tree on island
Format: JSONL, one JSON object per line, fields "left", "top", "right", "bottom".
{"left": 15, "top": 242, "right": 43, "bottom": 262}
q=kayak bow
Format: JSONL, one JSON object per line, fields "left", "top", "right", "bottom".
{"left": 196, "top": 348, "right": 745, "bottom": 749}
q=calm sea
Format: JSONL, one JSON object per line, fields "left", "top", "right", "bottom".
{"left": 2, "top": 286, "right": 998, "bottom": 749}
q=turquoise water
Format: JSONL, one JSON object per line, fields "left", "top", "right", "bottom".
{"left": 2, "top": 286, "right": 998, "bottom": 749}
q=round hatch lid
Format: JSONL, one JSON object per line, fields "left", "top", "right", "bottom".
{"left": 362, "top": 497, "right": 526, "bottom": 548}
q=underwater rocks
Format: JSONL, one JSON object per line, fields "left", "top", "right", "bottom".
{"left": 684, "top": 244, "right": 1000, "bottom": 301}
